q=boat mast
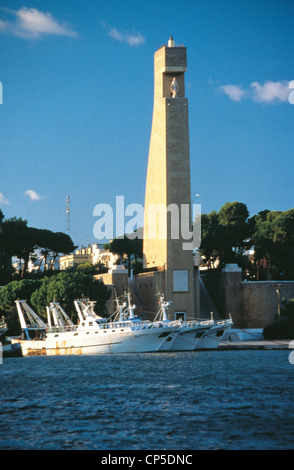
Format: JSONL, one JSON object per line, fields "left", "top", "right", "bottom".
{"left": 127, "top": 291, "right": 136, "bottom": 320}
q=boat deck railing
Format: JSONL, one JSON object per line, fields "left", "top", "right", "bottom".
{"left": 45, "top": 321, "right": 173, "bottom": 334}
{"left": 45, "top": 318, "right": 233, "bottom": 334}
{"left": 104, "top": 321, "right": 176, "bottom": 331}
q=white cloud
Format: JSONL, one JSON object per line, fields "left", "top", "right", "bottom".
{"left": 24, "top": 190, "right": 42, "bottom": 201}
{"left": 0, "top": 192, "right": 10, "bottom": 205}
{"left": 0, "top": 7, "right": 78, "bottom": 39}
{"left": 216, "top": 80, "right": 290, "bottom": 104}
{"left": 0, "top": 19, "right": 9, "bottom": 30}
{"left": 217, "top": 84, "right": 247, "bottom": 102}
{"left": 250, "top": 80, "right": 290, "bottom": 103}
{"left": 108, "top": 27, "right": 124, "bottom": 42}
{"left": 107, "top": 26, "right": 145, "bottom": 46}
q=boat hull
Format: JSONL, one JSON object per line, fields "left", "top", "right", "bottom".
{"left": 1, "top": 342, "right": 22, "bottom": 358}
{"left": 11, "top": 324, "right": 178, "bottom": 356}
{"left": 166, "top": 321, "right": 233, "bottom": 351}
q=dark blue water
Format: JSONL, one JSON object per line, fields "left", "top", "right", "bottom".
{"left": 0, "top": 350, "right": 293, "bottom": 450}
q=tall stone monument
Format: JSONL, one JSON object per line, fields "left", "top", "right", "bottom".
{"left": 139, "top": 37, "right": 198, "bottom": 320}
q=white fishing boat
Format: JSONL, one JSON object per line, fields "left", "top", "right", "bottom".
{"left": 154, "top": 294, "right": 233, "bottom": 351}
{"left": 11, "top": 299, "right": 179, "bottom": 356}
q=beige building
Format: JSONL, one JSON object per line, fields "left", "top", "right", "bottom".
{"left": 59, "top": 252, "right": 91, "bottom": 270}
{"left": 59, "top": 243, "right": 119, "bottom": 270}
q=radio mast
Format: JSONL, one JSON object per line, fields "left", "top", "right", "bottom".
{"left": 66, "top": 195, "right": 71, "bottom": 236}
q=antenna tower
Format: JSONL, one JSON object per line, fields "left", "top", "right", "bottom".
{"left": 66, "top": 195, "right": 71, "bottom": 236}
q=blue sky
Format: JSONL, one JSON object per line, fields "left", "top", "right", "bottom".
{"left": 0, "top": 0, "right": 293, "bottom": 248}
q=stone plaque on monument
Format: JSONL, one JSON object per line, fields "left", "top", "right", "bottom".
{"left": 173, "top": 270, "right": 189, "bottom": 292}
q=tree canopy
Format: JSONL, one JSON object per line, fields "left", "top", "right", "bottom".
{"left": 0, "top": 278, "right": 41, "bottom": 309}
{"left": 0, "top": 272, "right": 111, "bottom": 322}
{"left": 0, "top": 211, "right": 77, "bottom": 281}
{"left": 31, "top": 272, "right": 111, "bottom": 319}
{"left": 200, "top": 202, "right": 250, "bottom": 268}
{"left": 200, "top": 203, "right": 294, "bottom": 280}
{"left": 104, "top": 233, "right": 143, "bottom": 276}
{"left": 249, "top": 208, "right": 294, "bottom": 280}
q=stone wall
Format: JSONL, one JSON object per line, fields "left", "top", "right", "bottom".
{"left": 201, "top": 265, "right": 294, "bottom": 328}
{"left": 94, "top": 268, "right": 128, "bottom": 317}
{"left": 201, "top": 268, "right": 242, "bottom": 325}
{"left": 95, "top": 263, "right": 294, "bottom": 327}
{"left": 134, "top": 270, "right": 165, "bottom": 319}
{"left": 242, "top": 281, "right": 294, "bottom": 328}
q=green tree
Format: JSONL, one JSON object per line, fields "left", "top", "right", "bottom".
{"left": 0, "top": 278, "right": 41, "bottom": 309}
{"left": 200, "top": 211, "right": 223, "bottom": 268}
{"left": 66, "top": 262, "right": 108, "bottom": 275}
{"left": 271, "top": 209, "right": 294, "bottom": 279}
{"left": 250, "top": 209, "right": 294, "bottom": 280}
{"left": 0, "top": 210, "right": 14, "bottom": 283}
{"left": 105, "top": 233, "right": 143, "bottom": 276}
{"left": 35, "top": 229, "right": 77, "bottom": 272}
{"left": 31, "top": 272, "right": 111, "bottom": 320}
{"left": 0, "top": 217, "right": 29, "bottom": 272}
{"left": 200, "top": 202, "right": 250, "bottom": 269}
{"left": 218, "top": 201, "right": 250, "bottom": 263}
{"left": 0, "top": 214, "right": 77, "bottom": 279}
